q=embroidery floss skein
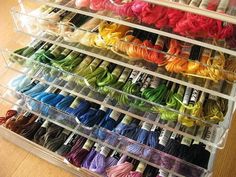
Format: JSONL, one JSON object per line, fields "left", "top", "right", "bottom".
{"left": 64, "top": 135, "right": 87, "bottom": 158}
{"left": 180, "top": 87, "right": 201, "bottom": 127}
{"left": 195, "top": 127, "right": 214, "bottom": 169}
{"left": 14, "top": 40, "right": 45, "bottom": 59}
{"left": 38, "top": 45, "right": 68, "bottom": 65}
{"left": 44, "top": 129, "right": 71, "bottom": 151}
{"left": 203, "top": 94, "right": 224, "bottom": 124}
{"left": 39, "top": 123, "right": 63, "bottom": 146}
{"left": 177, "top": 80, "right": 193, "bottom": 126}
{"left": 185, "top": 126, "right": 210, "bottom": 168}
{"left": 75, "top": 58, "right": 102, "bottom": 86}
{"left": 18, "top": 80, "right": 39, "bottom": 94}
{"left": 66, "top": 139, "right": 94, "bottom": 167}
{"left": 131, "top": 74, "right": 152, "bottom": 109}
{"left": 10, "top": 75, "right": 35, "bottom": 93}
{"left": 173, "top": 130, "right": 206, "bottom": 177}
{"left": 143, "top": 165, "right": 159, "bottom": 177}
{"left": 85, "top": 61, "right": 114, "bottom": 87}
{"left": 40, "top": 90, "right": 69, "bottom": 116}
{"left": 55, "top": 94, "right": 75, "bottom": 111}
{"left": 45, "top": 11, "right": 76, "bottom": 35}
{"left": 34, "top": 120, "right": 50, "bottom": 143}
{"left": 82, "top": 143, "right": 102, "bottom": 168}
{"left": 156, "top": 127, "right": 177, "bottom": 169}
{"left": 116, "top": 68, "right": 143, "bottom": 105}
{"left": 182, "top": 45, "right": 201, "bottom": 76}
{"left": 104, "top": 154, "right": 120, "bottom": 171}
{"left": 6, "top": 112, "right": 37, "bottom": 134}
{"left": 32, "top": 43, "right": 58, "bottom": 65}
{"left": 159, "top": 84, "right": 185, "bottom": 121}
{"left": 56, "top": 134, "right": 80, "bottom": 156}
{"left": 14, "top": 114, "right": 39, "bottom": 134}
{"left": 65, "top": 97, "right": 90, "bottom": 116}
{"left": 165, "top": 43, "right": 191, "bottom": 74}
{"left": 136, "top": 122, "right": 152, "bottom": 144}
{"left": 20, "top": 117, "right": 44, "bottom": 140}
{"left": 174, "top": 0, "right": 215, "bottom": 38}
{"left": 77, "top": 102, "right": 100, "bottom": 123}
{"left": 106, "top": 161, "right": 134, "bottom": 177}
{"left": 142, "top": 77, "right": 167, "bottom": 105}
{"left": 114, "top": 115, "right": 133, "bottom": 135}
{"left": 93, "top": 109, "right": 122, "bottom": 141}
{"left": 177, "top": 127, "right": 195, "bottom": 160}
{"left": 72, "top": 56, "right": 96, "bottom": 77}
{"left": 23, "top": 82, "right": 48, "bottom": 98}
{"left": 116, "top": 118, "right": 140, "bottom": 141}
{"left": 163, "top": 123, "right": 182, "bottom": 158}
{"left": 5, "top": 112, "right": 34, "bottom": 132}
{"left": 79, "top": 105, "right": 108, "bottom": 127}
{"left": 107, "top": 67, "right": 132, "bottom": 98}
{"left": 129, "top": 161, "right": 147, "bottom": 177}
{"left": 97, "top": 65, "right": 123, "bottom": 89}
{"left": 64, "top": 18, "right": 102, "bottom": 43}
{"left": 89, "top": 146, "right": 112, "bottom": 174}
{"left": 28, "top": 40, "right": 54, "bottom": 61}
{"left": 0, "top": 99, "right": 23, "bottom": 125}
{"left": 158, "top": 122, "right": 177, "bottom": 151}
{"left": 126, "top": 122, "right": 153, "bottom": 156}
{"left": 31, "top": 84, "right": 57, "bottom": 103}
{"left": 146, "top": 125, "right": 161, "bottom": 149}
{"left": 52, "top": 51, "right": 84, "bottom": 72}
{"left": 99, "top": 110, "right": 121, "bottom": 131}
{"left": 72, "top": 101, "right": 94, "bottom": 121}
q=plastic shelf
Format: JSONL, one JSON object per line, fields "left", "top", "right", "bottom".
{"left": 9, "top": 9, "right": 236, "bottom": 102}
{"left": 0, "top": 48, "right": 234, "bottom": 149}
{"left": 141, "top": 0, "right": 236, "bottom": 25}
{"left": 4, "top": 48, "right": 235, "bottom": 127}
{"left": 0, "top": 86, "right": 212, "bottom": 177}
{"left": 0, "top": 123, "right": 101, "bottom": 177}
{"left": 11, "top": 6, "right": 236, "bottom": 85}
{"left": 30, "top": 0, "right": 236, "bottom": 56}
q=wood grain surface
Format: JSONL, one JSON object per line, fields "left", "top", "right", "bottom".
{"left": 0, "top": 1, "right": 235, "bottom": 177}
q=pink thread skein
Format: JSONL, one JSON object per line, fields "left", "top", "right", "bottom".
{"left": 76, "top": 0, "right": 234, "bottom": 42}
